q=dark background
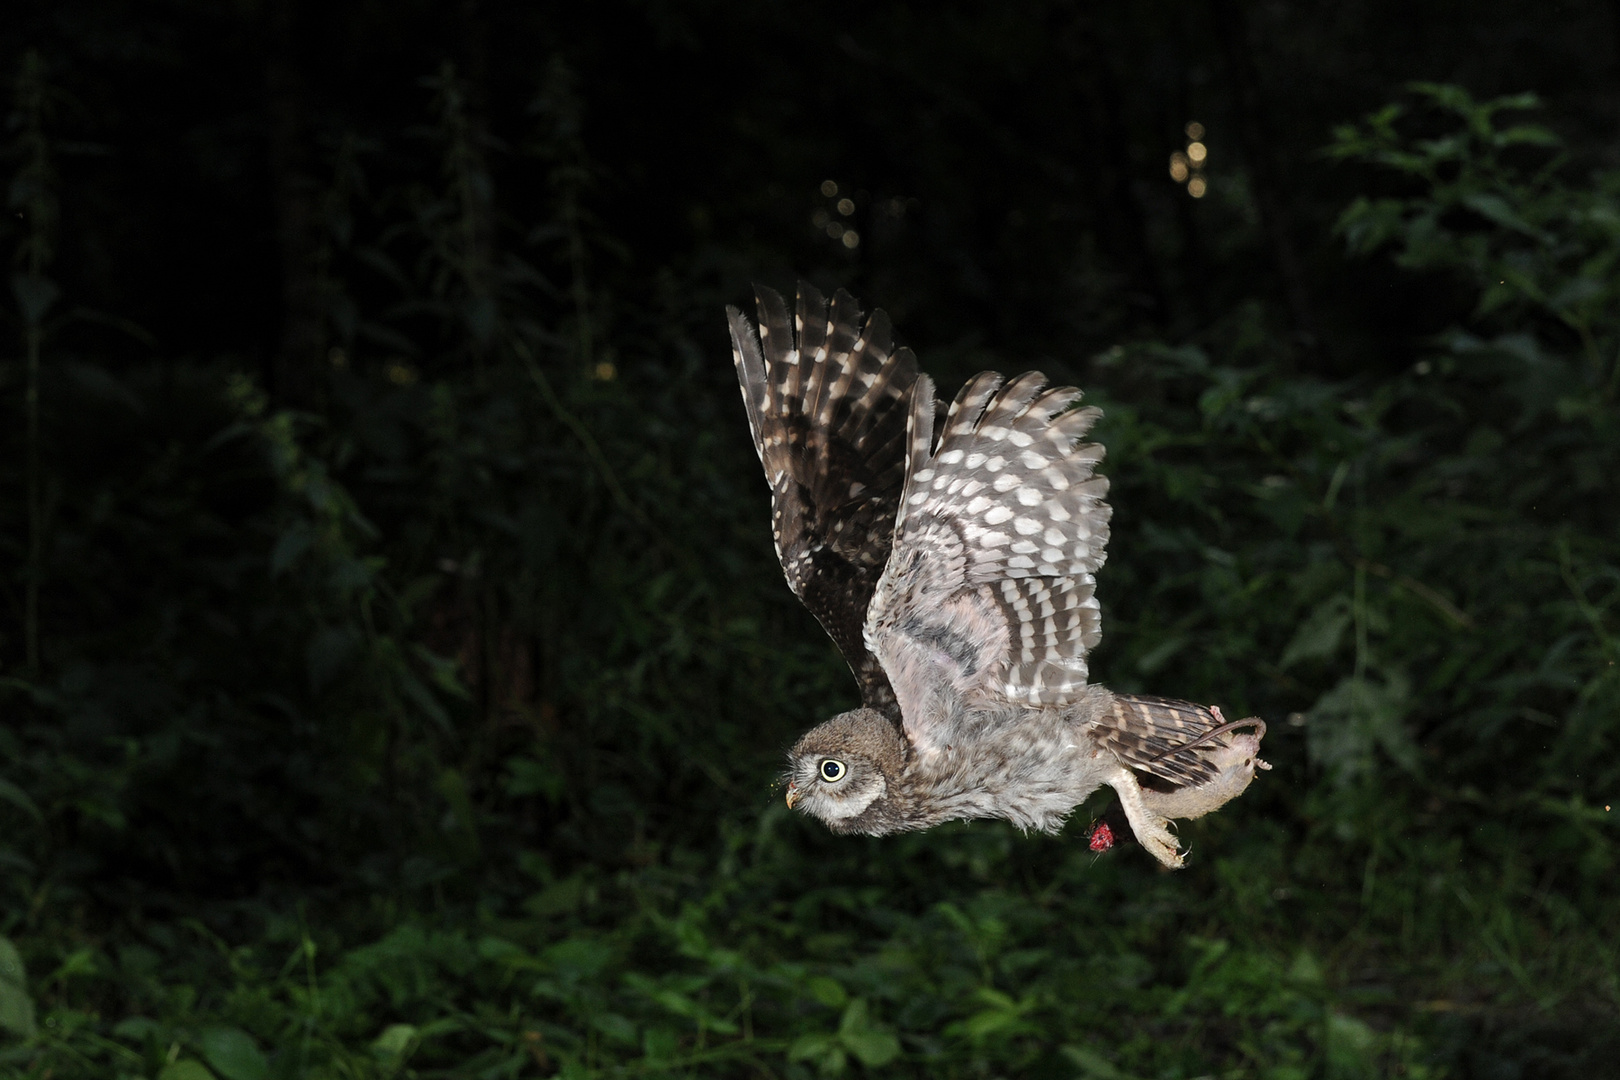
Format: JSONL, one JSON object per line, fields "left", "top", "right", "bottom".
{"left": 0, "top": 2, "right": 1617, "bottom": 1078}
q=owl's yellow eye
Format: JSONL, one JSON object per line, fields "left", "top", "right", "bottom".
{"left": 819, "top": 759, "right": 846, "bottom": 782}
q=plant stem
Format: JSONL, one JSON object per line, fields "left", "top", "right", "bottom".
{"left": 25, "top": 321, "right": 40, "bottom": 671}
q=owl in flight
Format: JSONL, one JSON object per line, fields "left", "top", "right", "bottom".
{"left": 728, "top": 284, "right": 1268, "bottom": 868}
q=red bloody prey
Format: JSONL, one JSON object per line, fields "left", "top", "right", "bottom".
{"left": 1088, "top": 821, "right": 1115, "bottom": 852}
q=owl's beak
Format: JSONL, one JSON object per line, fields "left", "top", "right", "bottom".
{"left": 785, "top": 782, "right": 801, "bottom": 810}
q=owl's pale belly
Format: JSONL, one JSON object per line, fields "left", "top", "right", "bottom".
{"left": 899, "top": 704, "right": 1117, "bottom": 834}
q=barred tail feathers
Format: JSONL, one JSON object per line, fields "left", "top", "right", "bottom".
{"left": 1098, "top": 694, "right": 1268, "bottom": 788}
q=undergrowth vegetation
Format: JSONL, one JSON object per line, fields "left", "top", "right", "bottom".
{"left": 0, "top": 48, "right": 1615, "bottom": 1080}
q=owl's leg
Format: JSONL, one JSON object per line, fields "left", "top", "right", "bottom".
{"left": 1103, "top": 767, "right": 1184, "bottom": 869}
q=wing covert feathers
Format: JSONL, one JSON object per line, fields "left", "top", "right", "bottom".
{"left": 728, "top": 283, "right": 919, "bottom": 716}
{"left": 870, "top": 366, "right": 1113, "bottom": 711}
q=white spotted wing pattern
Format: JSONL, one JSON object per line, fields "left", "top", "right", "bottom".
{"left": 866, "top": 366, "right": 1112, "bottom": 744}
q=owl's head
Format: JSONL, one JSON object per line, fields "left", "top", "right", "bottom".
{"left": 783, "top": 708, "right": 908, "bottom": 834}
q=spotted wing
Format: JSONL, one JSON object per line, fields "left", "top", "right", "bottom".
{"left": 728, "top": 283, "right": 919, "bottom": 716}
{"left": 865, "top": 369, "right": 1112, "bottom": 748}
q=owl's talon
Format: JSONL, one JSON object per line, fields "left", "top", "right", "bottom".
{"left": 1105, "top": 766, "right": 1188, "bottom": 869}
{"left": 1139, "top": 823, "right": 1184, "bottom": 869}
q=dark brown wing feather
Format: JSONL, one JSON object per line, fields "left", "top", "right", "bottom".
{"left": 1097, "top": 695, "right": 1265, "bottom": 788}
{"left": 728, "top": 283, "right": 919, "bottom": 717}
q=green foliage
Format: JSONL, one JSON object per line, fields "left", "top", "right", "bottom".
{"left": 0, "top": 52, "right": 1616, "bottom": 1080}
{"left": 4, "top": 832, "right": 1466, "bottom": 1079}
{"left": 0, "top": 938, "right": 35, "bottom": 1041}
{"left": 1330, "top": 84, "right": 1620, "bottom": 394}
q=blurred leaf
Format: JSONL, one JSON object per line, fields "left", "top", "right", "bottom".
{"left": 1307, "top": 673, "right": 1419, "bottom": 784}
{"left": 1462, "top": 193, "right": 1537, "bottom": 236}
{"left": 1288, "top": 950, "right": 1325, "bottom": 985}
{"left": 0, "top": 780, "right": 43, "bottom": 824}
{"left": 954, "top": 986, "right": 1038, "bottom": 1042}
{"left": 504, "top": 754, "right": 565, "bottom": 801}
{"left": 805, "top": 976, "right": 847, "bottom": 1009}
{"left": 197, "top": 1027, "right": 268, "bottom": 1080}
{"left": 524, "top": 874, "right": 585, "bottom": 917}
{"left": 0, "top": 938, "right": 35, "bottom": 1039}
{"left": 788, "top": 1032, "right": 845, "bottom": 1074}
{"left": 837, "top": 999, "right": 900, "bottom": 1067}
{"left": 157, "top": 1063, "right": 216, "bottom": 1080}
{"left": 435, "top": 767, "right": 478, "bottom": 846}
{"left": 1324, "top": 1013, "right": 1379, "bottom": 1080}
{"left": 371, "top": 1022, "right": 418, "bottom": 1058}
{"left": 543, "top": 937, "right": 614, "bottom": 982}
{"left": 1062, "top": 1045, "right": 1134, "bottom": 1080}
{"left": 45, "top": 948, "right": 96, "bottom": 985}
{"left": 641, "top": 1026, "right": 678, "bottom": 1061}
{"left": 1280, "top": 596, "right": 1352, "bottom": 669}
{"left": 112, "top": 1016, "right": 161, "bottom": 1041}
{"left": 592, "top": 1012, "right": 637, "bottom": 1045}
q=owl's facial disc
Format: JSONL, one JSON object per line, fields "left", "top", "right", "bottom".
{"left": 788, "top": 752, "right": 886, "bottom": 822}
{"left": 783, "top": 709, "right": 906, "bottom": 827}
{"left": 785, "top": 756, "right": 849, "bottom": 809}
